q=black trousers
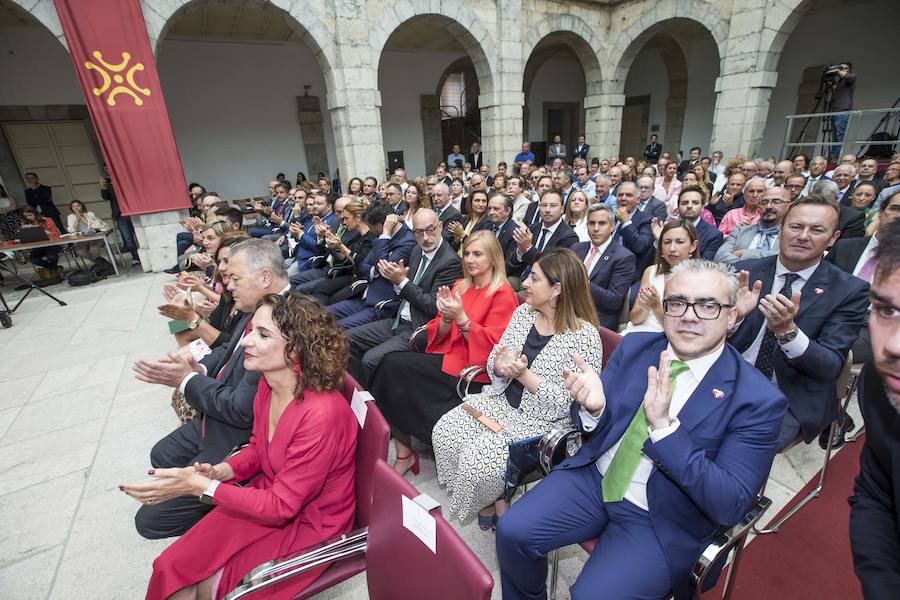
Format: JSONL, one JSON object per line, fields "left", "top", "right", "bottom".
{"left": 134, "top": 418, "right": 220, "bottom": 539}
{"left": 345, "top": 318, "right": 414, "bottom": 387}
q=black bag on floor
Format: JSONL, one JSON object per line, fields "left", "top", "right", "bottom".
{"left": 67, "top": 269, "right": 100, "bottom": 286}
{"left": 91, "top": 256, "right": 115, "bottom": 277}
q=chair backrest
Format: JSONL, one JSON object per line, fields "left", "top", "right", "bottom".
{"left": 366, "top": 460, "right": 494, "bottom": 600}
{"left": 596, "top": 325, "right": 622, "bottom": 368}
{"left": 340, "top": 372, "right": 390, "bottom": 529}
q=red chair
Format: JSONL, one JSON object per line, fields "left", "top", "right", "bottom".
{"left": 366, "top": 459, "right": 494, "bottom": 600}
{"left": 223, "top": 373, "right": 390, "bottom": 600}
{"left": 596, "top": 325, "right": 622, "bottom": 368}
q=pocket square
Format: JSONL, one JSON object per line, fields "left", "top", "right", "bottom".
{"left": 712, "top": 389, "right": 725, "bottom": 399}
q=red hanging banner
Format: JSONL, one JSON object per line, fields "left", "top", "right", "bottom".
{"left": 54, "top": 0, "right": 190, "bottom": 216}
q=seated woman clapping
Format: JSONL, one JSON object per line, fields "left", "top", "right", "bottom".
{"left": 370, "top": 231, "right": 519, "bottom": 476}
{"left": 121, "top": 294, "right": 357, "bottom": 600}
{"left": 431, "top": 247, "right": 602, "bottom": 527}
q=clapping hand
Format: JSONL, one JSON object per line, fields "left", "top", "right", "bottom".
{"left": 447, "top": 220, "right": 465, "bottom": 241}
{"left": 377, "top": 259, "right": 408, "bottom": 285}
{"left": 615, "top": 206, "right": 631, "bottom": 224}
{"left": 324, "top": 229, "right": 341, "bottom": 248}
{"left": 270, "top": 213, "right": 283, "bottom": 225}
{"left": 563, "top": 352, "right": 605, "bottom": 416}
{"left": 133, "top": 351, "right": 203, "bottom": 388}
{"left": 493, "top": 345, "right": 528, "bottom": 380}
{"left": 289, "top": 221, "right": 302, "bottom": 238}
{"left": 760, "top": 290, "right": 801, "bottom": 336}
{"left": 436, "top": 286, "right": 464, "bottom": 322}
{"left": 177, "top": 273, "right": 206, "bottom": 292}
{"left": 643, "top": 351, "right": 674, "bottom": 430}
{"left": 637, "top": 286, "right": 661, "bottom": 311}
{"left": 194, "top": 299, "right": 217, "bottom": 318}
{"left": 512, "top": 224, "right": 533, "bottom": 253}
{"left": 734, "top": 270, "right": 763, "bottom": 320}
{"left": 651, "top": 217, "right": 663, "bottom": 241}
{"left": 190, "top": 253, "right": 213, "bottom": 269}
{"left": 120, "top": 466, "right": 208, "bottom": 506}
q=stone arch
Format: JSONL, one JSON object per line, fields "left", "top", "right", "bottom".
{"left": 607, "top": 1, "right": 728, "bottom": 89}
{"left": 759, "top": 0, "right": 817, "bottom": 72}
{"left": 148, "top": 0, "right": 337, "bottom": 93}
{"left": 372, "top": 7, "right": 495, "bottom": 97}
{"left": 5, "top": 0, "right": 66, "bottom": 47}
{"left": 521, "top": 16, "right": 604, "bottom": 97}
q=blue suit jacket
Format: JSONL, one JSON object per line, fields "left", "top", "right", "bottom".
{"left": 694, "top": 218, "right": 724, "bottom": 261}
{"left": 572, "top": 240, "right": 636, "bottom": 330}
{"left": 729, "top": 256, "right": 869, "bottom": 441}
{"left": 561, "top": 333, "right": 786, "bottom": 598}
{"left": 293, "top": 212, "right": 337, "bottom": 269}
{"left": 360, "top": 223, "right": 417, "bottom": 307}
{"left": 613, "top": 209, "right": 655, "bottom": 281}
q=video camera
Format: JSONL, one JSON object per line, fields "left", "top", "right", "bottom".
{"left": 820, "top": 63, "right": 845, "bottom": 87}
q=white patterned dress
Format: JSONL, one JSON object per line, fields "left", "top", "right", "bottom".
{"left": 432, "top": 304, "right": 603, "bottom": 521}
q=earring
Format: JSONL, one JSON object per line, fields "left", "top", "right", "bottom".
{"left": 294, "top": 360, "right": 302, "bottom": 377}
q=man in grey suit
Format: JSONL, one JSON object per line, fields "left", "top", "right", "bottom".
{"left": 345, "top": 208, "right": 462, "bottom": 385}
{"left": 635, "top": 176, "right": 669, "bottom": 222}
{"left": 131, "top": 239, "right": 290, "bottom": 538}
{"left": 716, "top": 186, "right": 791, "bottom": 264}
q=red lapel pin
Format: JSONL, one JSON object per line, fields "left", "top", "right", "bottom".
{"left": 814, "top": 287, "right": 824, "bottom": 295}
{"left": 712, "top": 388, "right": 725, "bottom": 399}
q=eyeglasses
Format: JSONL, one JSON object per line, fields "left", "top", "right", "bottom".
{"left": 759, "top": 199, "right": 789, "bottom": 206}
{"left": 663, "top": 299, "right": 733, "bottom": 320}
{"left": 413, "top": 224, "right": 439, "bottom": 237}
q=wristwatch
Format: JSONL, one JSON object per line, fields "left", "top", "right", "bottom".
{"left": 199, "top": 480, "right": 219, "bottom": 505}
{"left": 775, "top": 327, "right": 798, "bottom": 344}
{"left": 187, "top": 315, "right": 202, "bottom": 330}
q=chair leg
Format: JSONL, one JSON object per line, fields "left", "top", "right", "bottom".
{"left": 847, "top": 425, "right": 866, "bottom": 443}
{"left": 720, "top": 538, "right": 748, "bottom": 600}
{"left": 548, "top": 549, "right": 560, "bottom": 600}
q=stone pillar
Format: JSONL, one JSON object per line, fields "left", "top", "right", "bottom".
{"left": 132, "top": 208, "right": 191, "bottom": 272}
{"left": 327, "top": 85, "right": 385, "bottom": 183}
{"left": 710, "top": 70, "right": 778, "bottom": 158}
{"left": 480, "top": 0, "right": 523, "bottom": 169}
{"left": 296, "top": 95, "right": 329, "bottom": 180}
{"left": 585, "top": 93, "right": 626, "bottom": 160}
{"left": 420, "top": 95, "right": 444, "bottom": 172}
{"left": 479, "top": 92, "right": 524, "bottom": 170}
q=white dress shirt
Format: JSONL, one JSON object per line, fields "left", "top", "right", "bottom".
{"left": 395, "top": 242, "right": 441, "bottom": 323}
{"left": 852, "top": 235, "right": 879, "bottom": 281}
{"left": 517, "top": 218, "right": 562, "bottom": 260}
{"left": 579, "top": 343, "right": 725, "bottom": 511}
{"left": 740, "top": 259, "right": 815, "bottom": 368}
{"left": 583, "top": 237, "right": 613, "bottom": 275}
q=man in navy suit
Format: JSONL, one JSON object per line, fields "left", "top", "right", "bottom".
{"left": 730, "top": 195, "right": 869, "bottom": 450}
{"left": 475, "top": 192, "right": 518, "bottom": 257}
{"left": 497, "top": 259, "right": 786, "bottom": 599}
{"left": 507, "top": 190, "right": 579, "bottom": 282}
{"left": 849, "top": 219, "right": 900, "bottom": 598}
{"left": 572, "top": 204, "right": 636, "bottom": 330}
{"left": 676, "top": 185, "right": 723, "bottom": 260}
{"left": 612, "top": 181, "right": 655, "bottom": 283}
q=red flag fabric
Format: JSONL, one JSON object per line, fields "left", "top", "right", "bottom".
{"left": 54, "top": 0, "right": 190, "bottom": 216}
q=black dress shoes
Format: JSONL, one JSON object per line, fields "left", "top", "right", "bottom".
{"left": 819, "top": 412, "right": 855, "bottom": 450}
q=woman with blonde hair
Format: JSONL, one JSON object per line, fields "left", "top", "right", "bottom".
{"left": 370, "top": 231, "right": 519, "bottom": 477}
{"left": 432, "top": 247, "right": 603, "bottom": 527}
{"left": 564, "top": 189, "right": 590, "bottom": 242}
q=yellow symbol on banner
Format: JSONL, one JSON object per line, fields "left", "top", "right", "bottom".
{"left": 84, "top": 51, "right": 151, "bottom": 106}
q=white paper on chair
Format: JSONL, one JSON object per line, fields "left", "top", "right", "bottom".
{"left": 402, "top": 495, "right": 437, "bottom": 553}
{"left": 350, "top": 389, "right": 372, "bottom": 427}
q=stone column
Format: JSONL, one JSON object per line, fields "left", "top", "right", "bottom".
{"left": 420, "top": 95, "right": 444, "bottom": 172}
{"left": 709, "top": 70, "right": 778, "bottom": 158}
{"left": 296, "top": 95, "right": 329, "bottom": 179}
{"left": 480, "top": 0, "right": 523, "bottom": 169}
{"left": 327, "top": 82, "right": 385, "bottom": 183}
{"left": 585, "top": 93, "right": 626, "bottom": 160}
{"left": 479, "top": 92, "right": 524, "bottom": 170}
{"left": 132, "top": 208, "right": 191, "bottom": 272}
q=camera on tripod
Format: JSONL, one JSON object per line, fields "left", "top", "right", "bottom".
{"left": 821, "top": 64, "right": 845, "bottom": 87}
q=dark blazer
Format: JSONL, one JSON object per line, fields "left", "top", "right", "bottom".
{"left": 573, "top": 240, "right": 636, "bottom": 330}
{"left": 643, "top": 142, "right": 662, "bottom": 164}
{"left": 837, "top": 181, "right": 857, "bottom": 207}
{"left": 475, "top": 218, "right": 518, "bottom": 258}
{"left": 397, "top": 240, "right": 462, "bottom": 328}
{"left": 849, "top": 363, "right": 900, "bottom": 599}
{"left": 436, "top": 205, "right": 463, "bottom": 244}
{"left": 709, "top": 192, "right": 744, "bottom": 225}
{"left": 467, "top": 152, "right": 484, "bottom": 170}
{"left": 639, "top": 197, "right": 669, "bottom": 222}
{"left": 184, "top": 312, "right": 261, "bottom": 462}
{"left": 613, "top": 209, "right": 655, "bottom": 281}
{"left": 324, "top": 229, "right": 376, "bottom": 278}
{"left": 24, "top": 184, "right": 60, "bottom": 216}
{"left": 573, "top": 143, "right": 591, "bottom": 160}
{"left": 694, "top": 218, "right": 724, "bottom": 261}
{"left": 838, "top": 205, "right": 866, "bottom": 239}
{"left": 677, "top": 159, "right": 699, "bottom": 178}
{"left": 560, "top": 333, "right": 786, "bottom": 599}
{"left": 522, "top": 201, "right": 543, "bottom": 227}
{"left": 729, "top": 256, "right": 869, "bottom": 441}
{"left": 826, "top": 236, "right": 869, "bottom": 274}
{"left": 360, "top": 223, "right": 417, "bottom": 307}
{"left": 506, "top": 220, "right": 579, "bottom": 277}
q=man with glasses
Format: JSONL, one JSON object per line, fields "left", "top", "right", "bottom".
{"left": 344, "top": 208, "right": 461, "bottom": 385}
{"left": 497, "top": 258, "right": 786, "bottom": 600}
{"left": 730, "top": 195, "right": 869, "bottom": 450}
{"left": 716, "top": 186, "right": 791, "bottom": 264}
{"left": 635, "top": 176, "right": 668, "bottom": 222}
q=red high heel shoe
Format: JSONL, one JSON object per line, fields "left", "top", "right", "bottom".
{"left": 394, "top": 451, "right": 420, "bottom": 476}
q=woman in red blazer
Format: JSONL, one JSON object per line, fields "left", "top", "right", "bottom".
{"left": 121, "top": 294, "right": 357, "bottom": 600}
{"left": 370, "top": 230, "right": 519, "bottom": 476}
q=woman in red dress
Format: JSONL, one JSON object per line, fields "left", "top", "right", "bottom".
{"left": 121, "top": 294, "right": 357, "bottom": 600}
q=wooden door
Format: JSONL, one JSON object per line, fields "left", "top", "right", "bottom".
{"left": 619, "top": 96, "right": 650, "bottom": 160}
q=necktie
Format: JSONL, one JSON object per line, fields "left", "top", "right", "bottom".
{"left": 756, "top": 225, "right": 779, "bottom": 251}
{"left": 536, "top": 228, "right": 550, "bottom": 252}
{"left": 392, "top": 255, "right": 429, "bottom": 330}
{"left": 493, "top": 224, "right": 501, "bottom": 237}
{"left": 754, "top": 273, "right": 801, "bottom": 379}
{"left": 585, "top": 245, "right": 600, "bottom": 271}
{"left": 601, "top": 359, "right": 689, "bottom": 503}
{"left": 856, "top": 253, "right": 877, "bottom": 283}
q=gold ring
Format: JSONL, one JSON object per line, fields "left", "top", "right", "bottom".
{"left": 147, "top": 497, "right": 154, "bottom": 504}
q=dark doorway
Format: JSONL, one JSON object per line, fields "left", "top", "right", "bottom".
{"left": 544, "top": 102, "right": 581, "bottom": 163}
{"left": 620, "top": 95, "right": 651, "bottom": 159}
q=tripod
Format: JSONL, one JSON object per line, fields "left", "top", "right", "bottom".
{"left": 792, "top": 74, "right": 837, "bottom": 158}
{"left": 0, "top": 258, "right": 67, "bottom": 328}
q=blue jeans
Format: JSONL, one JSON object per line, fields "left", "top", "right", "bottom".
{"left": 831, "top": 113, "right": 849, "bottom": 146}
{"left": 114, "top": 215, "right": 139, "bottom": 260}
{"left": 176, "top": 231, "right": 195, "bottom": 256}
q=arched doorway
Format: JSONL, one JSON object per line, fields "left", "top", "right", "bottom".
{"left": 155, "top": 0, "right": 336, "bottom": 198}
{"left": 615, "top": 19, "right": 721, "bottom": 161}
{"left": 377, "top": 14, "right": 493, "bottom": 177}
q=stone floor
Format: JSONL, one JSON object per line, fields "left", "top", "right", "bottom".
{"left": 0, "top": 269, "right": 862, "bottom": 599}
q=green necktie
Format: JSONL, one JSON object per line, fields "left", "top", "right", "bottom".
{"left": 391, "top": 255, "right": 429, "bottom": 330}
{"left": 326, "top": 224, "right": 346, "bottom": 267}
{"left": 601, "top": 359, "right": 689, "bottom": 503}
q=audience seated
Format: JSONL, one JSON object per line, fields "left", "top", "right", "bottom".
{"left": 431, "top": 182, "right": 464, "bottom": 243}
{"left": 286, "top": 192, "right": 338, "bottom": 279}
{"left": 507, "top": 190, "right": 578, "bottom": 285}
{"left": 848, "top": 219, "right": 900, "bottom": 598}
{"left": 433, "top": 248, "right": 602, "bottom": 527}
{"left": 124, "top": 294, "right": 356, "bottom": 600}
{"left": 249, "top": 182, "right": 292, "bottom": 239}
{"left": 730, "top": 195, "right": 869, "bottom": 450}
{"left": 496, "top": 259, "right": 786, "bottom": 600}
{"left": 715, "top": 185, "right": 790, "bottom": 264}
{"left": 847, "top": 181, "right": 880, "bottom": 235}
{"left": 635, "top": 176, "right": 668, "bottom": 222}
{"left": 475, "top": 192, "right": 518, "bottom": 259}
{"left": 708, "top": 171, "right": 746, "bottom": 224}
{"left": 674, "top": 185, "right": 723, "bottom": 260}
{"left": 719, "top": 176, "right": 764, "bottom": 237}
{"left": 571, "top": 204, "right": 636, "bottom": 330}
{"left": 344, "top": 208, "right": 462, "bottom": 385}
{"left": 810, "top": 179, "right": 866, "bottom": 239}
{"left": 624, "top": 219, "right": 700, "bottom": 335}
{"left": 371, "top": 232, "right": 518, "bottom": 479}
{"left": 564, "top": 190, "right": 590, "bottom": 242}
{"left": 289, "top": 195, "right": 349, "bottom": 286}
{"left": 168, "top": 192, "right": 220, "bottom": 273}
{"left": 448, "top": 189, "right": 488, "bottom": 252}
{"left": 19, "top": 207, "right": 61, "bottom": 275}
{"left": 655, "top": 160, "right": 682, "bottom": 208}
{"left": 130, "top": 239, "right": 289, "bottom": 538}
{"left": 402, "top": 179, "right": 429, "bottom": 227}
{"left": 611, "top": 182, "right": 655, "bottom": 285}
{"left": 65, "top": 199, "right": 108, "bottom": 266}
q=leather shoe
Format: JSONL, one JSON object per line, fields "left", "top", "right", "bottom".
{"left": 819, "top": 412, "right": 855, "bottom": 450}
{"left": 163, "top": 265, "right": 180, "bottom": 274}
